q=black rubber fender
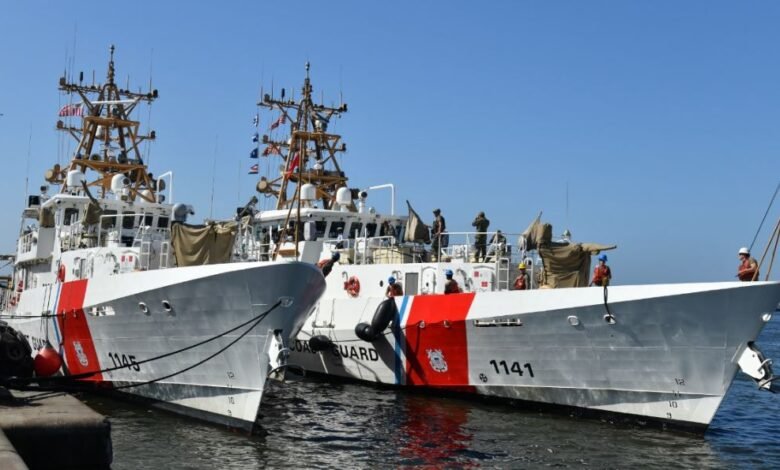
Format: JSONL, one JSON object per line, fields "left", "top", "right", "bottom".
{"left": 0, "top": 323, "right": 34, "bottom": 379}
{"left": 355, "top": 298, "right": 398, "bottom": 342}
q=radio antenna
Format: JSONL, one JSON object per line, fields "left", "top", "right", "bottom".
{"left": 209, "top": 135, "right": 219, "bottom": 220}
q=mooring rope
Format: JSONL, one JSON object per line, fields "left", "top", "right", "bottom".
{"left": 3, "top": 300, "right": 282, "bottom": 398}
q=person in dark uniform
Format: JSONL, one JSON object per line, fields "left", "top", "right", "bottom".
{"left": 471, "top": 212, "right": 490, "bottom": 262}
{"left": 443, "top": 269, "right": 461, "bottom": 294}
{"left": 317, "top": 252, "right": 340, "bottom": 277}
{"left": 386, "top": 276, "right": 404, "bottom": 297}
{"left": 431, "top": 209, "right": 447, "bottom": 261}
{"left": 487, "top": 229, "right": 507, "bottom": 261}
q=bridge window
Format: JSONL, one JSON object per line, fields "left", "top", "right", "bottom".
{"left": 329, "top": 221, "right": 345, "bottom": 238}
{"left": 101, "top": 210, "right": 118, "bottom": 229}
{"left": 63, "top": 208, "right": 79, "bottom": 226}
{"left": 350, "top": 223, "right": 363, "bottom": 238}
{"left": 315, "top": 221, "right": 327, "bottom": 238}
{"left": 121, "top": 213, "right": 136, "bottom": 230}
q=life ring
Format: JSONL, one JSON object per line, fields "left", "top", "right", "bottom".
{"left": 344, "top": 276, "right": 361, "bottom": 298}
{"left": 57, "top": 264, "right": 66, "bottom": 283}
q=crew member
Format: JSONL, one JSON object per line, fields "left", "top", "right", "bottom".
{"left": 386, "top": 276, "right": 404, "bottom": 297}
{"left": 487, "top": 229, "right": 507, "bottom": 261}
{"left": 317, "top": 252, "right": 340, "bottom": 277}
{"left": 431, "top": 209, "right": 447, "bottom": 261}
{"left": 472, "top": 211, "right": 490, "bottom": 262}
{"left": 513, "top": 263, "right": 529, "bottom": 290}
{"left": 443, "top": 269, "right": 461, "bottom": 294}
{"left": 590, "top": 254, "right": 612, "bottom": 287}
{"left": 380, "top": 220, "right": 398, "bottom": 247}
{"left": 737, "top": 247, "right": 760, "bottom": 281}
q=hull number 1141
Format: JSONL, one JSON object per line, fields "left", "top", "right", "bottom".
{"left": 489, "top": 360, "right": 534, "bottom": 377}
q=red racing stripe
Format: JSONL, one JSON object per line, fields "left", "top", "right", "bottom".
{"left": 57, "top": 280, "right": 103, "bottom": 382}
{"left": 404, "top": 293, "right": 476, "bottom": 390}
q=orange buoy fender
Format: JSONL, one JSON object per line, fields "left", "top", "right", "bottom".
{"left": 344, "top": 276, "right": 361, "bottom": 297}
{"left": 34, "top": 346, "right": 63, "bottom": 377}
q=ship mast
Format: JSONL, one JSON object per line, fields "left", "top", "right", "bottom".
{"left": 255, "top": 63, "right": 349, "bottom": 210}
{"left": 49, "top": 45, "right": 159, "bottom": 202}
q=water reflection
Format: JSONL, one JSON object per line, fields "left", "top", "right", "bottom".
{"left": 394, "top": 395, "right": 473, "bottom": 466}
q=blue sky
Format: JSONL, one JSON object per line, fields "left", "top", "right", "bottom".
{"left": 0, "top": 1, "right": 778, "bottom": 283}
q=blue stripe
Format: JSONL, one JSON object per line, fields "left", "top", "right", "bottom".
{"left": 393, "top": 296, "right": 410, "bottom": 385}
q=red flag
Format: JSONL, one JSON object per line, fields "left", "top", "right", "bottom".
{"left": 285, "top": 153, "right": 300, "bottom": 177}
{"left": 58, "top": 103, "right": 83, "bottom": 117}
{"left": 269, "top": 114, "right": 286, "bottom": 130}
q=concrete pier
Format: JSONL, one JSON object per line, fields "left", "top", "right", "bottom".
{"left": 0, "top": 388, "right": 112, "bottom": 469}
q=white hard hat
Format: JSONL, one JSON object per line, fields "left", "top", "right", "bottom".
{"left": 738, "top": 247, "right": 750, "bottom": 255}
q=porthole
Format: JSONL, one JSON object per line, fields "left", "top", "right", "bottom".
{"left": 139, "top": 302, "right": 149, "bottom": 315}
{"left": 162, "top": 300, "right": 172, "bottom": 312}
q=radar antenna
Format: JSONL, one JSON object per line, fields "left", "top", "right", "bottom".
{"left": 255, "top": 63, "right": 349, "bottom": 210}
{"left": 50, "top": 45, "right": 160, "bottom": 202}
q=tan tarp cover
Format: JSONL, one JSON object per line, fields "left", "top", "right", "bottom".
{"left": 521, "top": 215, "right": 552, "bottom": 250}
{"left": 39, "top": 207, "right": 55, "bottom": 228}
{"left": 538, "top": 242, "right": 617, "bottom": 288}
{"left": 404, "top": 200, "right": 431, "bottom": 244}
{"left": 171, "top": 221, "right": 238, "bottom": 267}
{"left": 82, "top": 201, "right": 102, "bottom": 226}
{"left": 522, "top": 216, "right": 616, "bottom": 288}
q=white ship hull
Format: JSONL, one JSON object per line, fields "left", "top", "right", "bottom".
{"left": 5, "top": 261, "right": 325, "bottom": 430}
{"left": 292, "top": 280, "right": 780, "bottom": 430}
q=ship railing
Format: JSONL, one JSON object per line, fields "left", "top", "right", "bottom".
{"left": 86, "top": 212, "right": 172, "bottom": 270}
{"left": 354, "top": 236, "right": 398, "bottom": 265}
{"left": 434, "top": 231, "right": 535, "bottom": 292}
{"left": 96, "top": 212, "right": 167, "bottom": 248}
{"left": 233, "top": 227, "right": 269, "bottom": 261}
{"left": 320, "top": 235, "right": 417, "bottom": 265}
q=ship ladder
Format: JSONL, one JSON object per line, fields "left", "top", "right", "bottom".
{"left": 159, "top": 240, "right": 170, "bottom": 269}
{"left": 496, "top": 256, "right": 511, "bottom": 291}
{"left": 139, "top": 240, "right": 152, "bottom": 270}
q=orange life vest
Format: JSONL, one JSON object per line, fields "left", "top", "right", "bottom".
{"left": 738, "top": 258, "right": 759, "bottom": 281}
{"left": 513, "top": 274, "right": 528, "bottom": 290}
{"left": 592, "top": 265, "right": 611, "bottom": 286}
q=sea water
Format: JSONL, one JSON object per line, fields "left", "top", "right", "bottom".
{"left": 86, "top": 317, "right": 780, "bottom": 469}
